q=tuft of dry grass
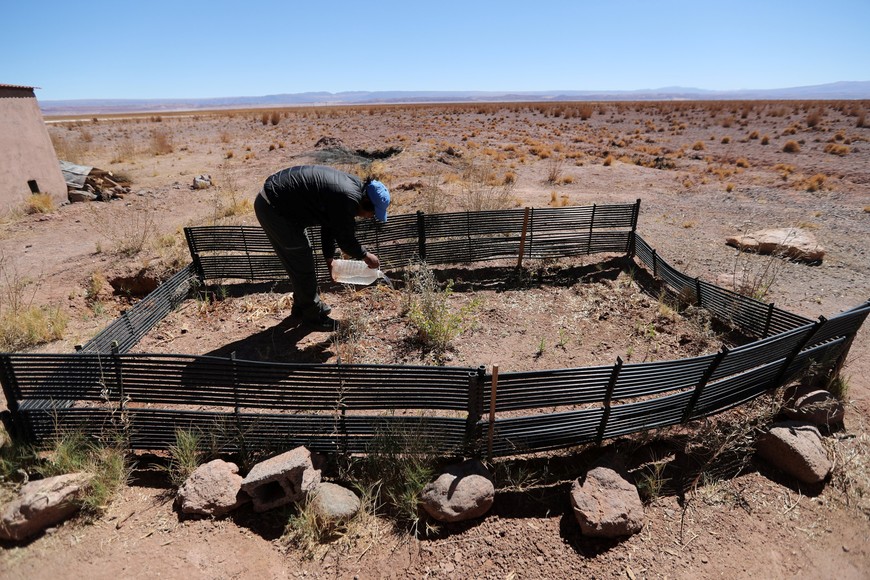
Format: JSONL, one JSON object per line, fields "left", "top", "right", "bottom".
{"left": 805, "top": 173, "right": 826, "bottom": 192}
{"left": 782, "top": 140, "right": 801, "bottom": 153}
{"left": 150, "top": 129, "right": 174, "bottom": 155}
{"left": 24, "top": 193, "right": 56, "bottom": 215}
{"left": 823, "top": 143, "right": 850, "bottom": 156}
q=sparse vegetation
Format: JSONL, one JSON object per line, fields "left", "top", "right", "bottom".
{"left": 24, "top": 193, "right": 55, "bottom": 215}
{"left": 782, "top": 140, "right": 801, "bottom": 153}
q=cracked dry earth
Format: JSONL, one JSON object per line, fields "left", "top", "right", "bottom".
{"left": 2, "top": 100, "right": 870, "bottom": 578}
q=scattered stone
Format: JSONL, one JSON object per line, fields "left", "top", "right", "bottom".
{"left": 420, "top": 459, "right": 494, "bottom": 523}
{"left": 177, "top": 459, "right": 248, "bottom": 517}
{"left": 314, "top": 136, "right": 346, "bottom": 149}
{"left": 570, "top": 466, "right": 644, "bottom": 538}
{"left": 68, "top": 190, "right": 98, "bottom": 203}
{"left": 192, "top": 174, "right": 212, "bottom": 190}
{"left": 725, "top": 228, "right": 824, "bottom": 263}
{"left": 241, "top": 446, "right": 321, "bottom": 512}
{"left": 782, "top": 384, "right": 845, "bottom": 427}
{"left": 309, "top": 482, "right": 360, "bottom": 524}
{"left": 0, "top": 472, "right": 93, "bottom": 541}
{"left": 756, "top": 421, "right": 832, "bottom": 484}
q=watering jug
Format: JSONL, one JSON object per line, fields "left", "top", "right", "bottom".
{"left": 331, "top": 259, "right": 383, "bottom": 285}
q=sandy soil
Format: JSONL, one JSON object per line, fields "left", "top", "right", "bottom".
{"left": 1, "top": 100, "right": 869, "bottom": 578}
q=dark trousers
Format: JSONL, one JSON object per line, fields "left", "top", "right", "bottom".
{"left": 254, "top": 193, "right": 328, "bottom": 318}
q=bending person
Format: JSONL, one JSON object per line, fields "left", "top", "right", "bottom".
{"left": 254, "top": 165, "right": 390, "bottom": 331}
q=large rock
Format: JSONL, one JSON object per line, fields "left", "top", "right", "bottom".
{"left": 725, "top": 228, "right": 824, "bottom": 263}
{"left": 0, "top": 472, "right": 93, "bottom": 541}
{"left": 241, "top": 446, "right": 321, "bottom": 512}
{"left": 570, "top": 466, "right": 644, "bottom": 538}
{"left": 756, "top": 421, "right": 832, "bottom": 484}
{"left": 177, "top": 459, "right": 248, "bottom": 517}
{"left": 309, "top": 482, "right": 360, "bottom": 524}
{"left": 420, "top": 459, "right": 494, "bottom": 523}
{"left": 782, "top": 384, "right": 845, "bottom": 427}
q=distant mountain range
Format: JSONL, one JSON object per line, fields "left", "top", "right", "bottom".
{"left": 40, "top": 81, "right": 870, "bottom": 116}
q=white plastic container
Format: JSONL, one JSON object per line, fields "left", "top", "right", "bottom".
{"left": 331, "top": 259, "right": 383, "bottom": 285}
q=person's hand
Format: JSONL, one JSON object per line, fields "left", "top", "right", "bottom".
{"left": 363, "top": 252, "right": 380, "bottom": 270}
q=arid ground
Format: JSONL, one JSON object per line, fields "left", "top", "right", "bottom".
{"left": 1, "top": 100, "right": 869, "bottom": 579}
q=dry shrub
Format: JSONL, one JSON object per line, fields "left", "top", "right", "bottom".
{"left": 546, "top": 157, "right": 564, "bottom": 184}
{"left": 25, "top": 193, "right": 55, "bottom": 215}
{"left": 857, "top": 110, "right": 866, "bottom": 128}
{"left": 823, "top": 143, "right": 850, "bottom": 156}
{"left": 692, "top": 141, "right": 705, "bottom": 151}
{"left": 735, "top": 158, "right": 749, "bottom": 168}
{"left": 761, "top": 135, "right": 770, "bottom": 145}
{"left": 457, "top": 155, "right": 516, "bottom": 212}
{"left": 806, "top": 109, "right": 822, "bottom": 128}
{"left": 0, "top": 256, "right": 68, "bottom": 351}
{"left": 150, "top": 129, "right": 174, "bottom": 155}
{"left": 782, "top": 140, "right": 800, "bottom": 153}
{"left": 805, "top": 173, "right": 826, "bottom": 192}
{"left": 270, "top": 111, "right": 281, "bottom": 126}
{"left": 50, "top": 132, "right": 88, "bottom": 164}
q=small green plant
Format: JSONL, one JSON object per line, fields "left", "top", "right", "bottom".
{"left": 635, "top": 455, "right": 670, "bottom": 503}
{"left": 35, "top": 430, "right": 130, "bottom": 516}
{"left": 827, "top": 374, "right": 850, "bottom": 401}
{"left": 535, "top": 337, "right": 546, "bottom": 357}
{"left": 407, "top": 262, "right": 477, "bottom": 360}
{"left": 343, "top": 423, "right": 439, "bottom": 536}
{"left": 167, "top": 428, "right": 203, "bottom": 487}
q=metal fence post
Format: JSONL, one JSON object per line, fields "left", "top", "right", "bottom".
{"left": 487, "top": 364, "right": 499, "bottom": 459}
{"left": 695, "top": 278, "right": 703, "bottom": 307}
{"left": 587, "top": 203, "right": 596, "bottom": 255}
{"left": 465, "top": 366, "right": 485, "bottom": 456}
{"left": 773, "top": 316, "right": 826, "bottom": 387}
{"left": 627, "top": 199, "right": 641, "bottom": 258}
{"left": 416, "top": 210, "right": 426, "bottom": 262}
{"left": 683, "top": 346, "right": 728, "bottom": 423}
{"left": 652, "top": 249, "right": 658, "bottom": 278}
{"left": 763, "top": 303, "right": 775, "bottom": 338}
{"left": 111, "top": 341, "right": 124, "bottom": 414}
{"left": 596, "top": 357, "right": 623, "bottom": 445}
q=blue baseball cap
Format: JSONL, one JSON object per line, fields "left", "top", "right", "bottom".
{"left": 366, "top": 180, "right": 391, "bottom": 223}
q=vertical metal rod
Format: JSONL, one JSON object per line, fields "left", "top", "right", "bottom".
{"left": 416, "top": 210, "right": 426, "bottom": 262}
{"left": 695, "top": 278, "right": 703, "bottom": 307}
{"left": 487, "top": 364, "right": 499, "bottom": 459}
{"left": 465, "top": 370, "right": 483, "bottom": 456}
{"left": 652, "top": 249, "right": 658, "bottom": 278}
{"left": 763, "top": 303, "right": 775, "bottom": 338}
{"left": 111, "top": 341, "right": 124, "bottom": 413}
{"left": 240, "top": 227, "right": 254, "bottom": 281}
{"left": 596, "top": 357, "right": 623, "bottom": 445}
{"left": 627, "top": 199, "right": 641, "bottom": 258}
{"left": 231, "top": 351, "right": 239, "bottom": 418}
{"left": 774, "top": 317, "right": 826, "bottom": 387}
{"left": 516, "top": 207, "right": 531, "bottom": 268}
{"left": 683, "top": 346, "right": 729, "bottom": 423}
{"left": 587, "top": 203, "right": 596, "bottom": 255}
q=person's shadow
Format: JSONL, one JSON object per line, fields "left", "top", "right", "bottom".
{"left": 200, "top": 314, "right": 335, "bottom": 364}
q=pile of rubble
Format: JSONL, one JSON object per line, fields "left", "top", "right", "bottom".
{"left": 60, "top": 160, "right": 131, "bottom": 202}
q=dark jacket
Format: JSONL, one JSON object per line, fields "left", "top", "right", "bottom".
{"left": 262, "top": 165, "right": 368, "bottom": 260}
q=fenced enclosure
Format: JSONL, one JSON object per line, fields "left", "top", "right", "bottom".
{"left": 2, "top": 201, "right": 867, "bottom": 458}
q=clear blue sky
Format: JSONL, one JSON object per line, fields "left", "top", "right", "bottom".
{"left": 3, "top": 0, "right": 868, "bottom": 101}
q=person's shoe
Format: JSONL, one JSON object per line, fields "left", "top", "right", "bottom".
{"left": 291, "top": 303, "right": 332, "bottom": 318}
{"left": 302, "top": 313, "right": 338, "bottom": 332}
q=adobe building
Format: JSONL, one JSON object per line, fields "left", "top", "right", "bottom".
{"left": 0, "top": 84, "right": 67, "bottom": 213}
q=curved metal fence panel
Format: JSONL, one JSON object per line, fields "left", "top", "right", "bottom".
{"left": 2, "top": 202, "right": 867, "bottom": 458}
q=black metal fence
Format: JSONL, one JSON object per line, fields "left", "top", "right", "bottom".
{"left": 2, "top": 202, "right": 867, "bottom": 458}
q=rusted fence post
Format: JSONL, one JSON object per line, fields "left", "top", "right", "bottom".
{"left": 416, "top": 210, "right": 426, "bottom": 262}
{"left": 466, "top": 366, "right": 485, "bottom": 456}
{"left": 111, "top": 341, "right": 124, "bottom": 414}
{"left": 683, "top": 346, "right": 728, "bottom": 423}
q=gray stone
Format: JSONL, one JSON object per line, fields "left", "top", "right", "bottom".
{"left": 177, "top": 459, "right": 247, "bottom": 517}
{"left": 757, "top": 421, "right": 832, "bottom": 484}
{"left": 240, "top": 446, "right": 321, "bottom": 512}
{"left": 310, "top": 482, "right": 360, "bottom": 524}
{"left": 0, "top": 472, "right": 93, "bottom": 541}
{"left": 192, "top": 174, "right": 212, "bottom": 190}
{"left": 725, "top": 227, "right": 824, "bottom": 263}
{"left": 420, "top": 459, "right": 494, "bottom": 523}
{"left": 570, "top": 466, "right": 644, "bottom": 538}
